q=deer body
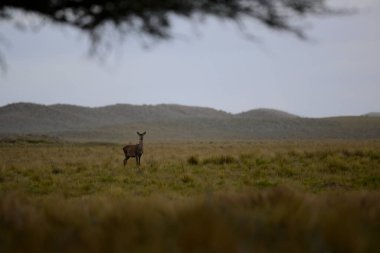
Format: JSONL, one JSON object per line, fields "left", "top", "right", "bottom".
{"left": 123, "top": 131, "right": 146, "bottom": 167}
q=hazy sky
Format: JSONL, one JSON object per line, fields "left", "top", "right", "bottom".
{"left": 1, "top": 1, "right": 379, "bottom": 117}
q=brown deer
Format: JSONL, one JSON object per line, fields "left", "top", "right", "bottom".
{"left": 123, "top": 131, "right": 146, "bottom": 167}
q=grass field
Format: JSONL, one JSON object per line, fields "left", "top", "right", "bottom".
{"left": 1, "top": 139, "right": 380, "bottom": 252}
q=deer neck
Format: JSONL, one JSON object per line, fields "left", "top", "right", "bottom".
{"left": 138, "top": 139, "right": 144, "bottom": 150}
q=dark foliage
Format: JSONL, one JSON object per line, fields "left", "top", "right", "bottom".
{"left": 0, "top": 1, "right": 338, "bottom": 71}
{"left": 1, "top": 0, "right": 331, "bottom": 40}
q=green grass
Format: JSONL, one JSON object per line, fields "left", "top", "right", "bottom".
{"left": 1, "top": 140, "right": 380, "bottom": 252}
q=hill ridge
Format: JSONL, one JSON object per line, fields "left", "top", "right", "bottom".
{"left": 1, "top": 103, "right": 380, "bottom": 142}
{"left": 236, "top": 108, "right": 299, "bottom": 119}
{"left": 2, "top": 102, "right": 295, "bottom": 117}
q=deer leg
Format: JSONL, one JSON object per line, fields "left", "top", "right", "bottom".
{"left": 135, "top": 156, "right": 139, "bottom": 166}
{"left": 139, "top": 155, "right": 142, "bottom": 166}
{"left": 124, "top": 157, "right": 129, "bottom": 167}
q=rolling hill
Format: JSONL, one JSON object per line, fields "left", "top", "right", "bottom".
{"left": 1, "top": 103, "right": 380, "bottom": 142}
{"left": 236, "top": 108, "right": 299, "bottom": 119}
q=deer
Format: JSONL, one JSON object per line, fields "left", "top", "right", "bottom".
{"left": 123, "top": 131, "right": 146, "bottom": 167}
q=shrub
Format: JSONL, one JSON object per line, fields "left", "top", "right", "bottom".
{"left": 187, "top": 155, "right": 199, "bottom": 165}
{"left": 51, "top": 168, "right": 63, "bottom": 174}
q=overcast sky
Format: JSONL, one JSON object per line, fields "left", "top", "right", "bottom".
{"left": 0, "top": 1, "right": 379, "bottom": 117}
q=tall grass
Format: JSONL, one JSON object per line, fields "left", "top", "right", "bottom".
{"left": 1, "top": 188, "right": 380, "bottom": 253}
{"left": 0, "top": 140, "right": 380, "bottom": 252}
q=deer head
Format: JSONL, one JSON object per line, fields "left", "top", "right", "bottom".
{"left": 137, "top": 131, "right": 146, "bottom": 139}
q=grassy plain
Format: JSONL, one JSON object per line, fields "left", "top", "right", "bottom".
{"left": 1, "top": 139, "right": 380, "bottom": 252}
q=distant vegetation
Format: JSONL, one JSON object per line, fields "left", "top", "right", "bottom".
{"left": 0, "top": 134, "right": 62, "bottom": 144}
{"left": 364, "top": 112, "right": 380, "bottom": 117}
{"left": 1, "top": 103, "right": 380, "bottom": 142}
{"left": 1, "top": 140, "right": 380, "bottom": 252}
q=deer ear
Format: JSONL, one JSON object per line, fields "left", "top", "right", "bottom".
{"left": 143, "top": 131, "right": 146, "bottom": 135}
{"left": 137, "top": 131, "right": 140, "bottom": 135}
